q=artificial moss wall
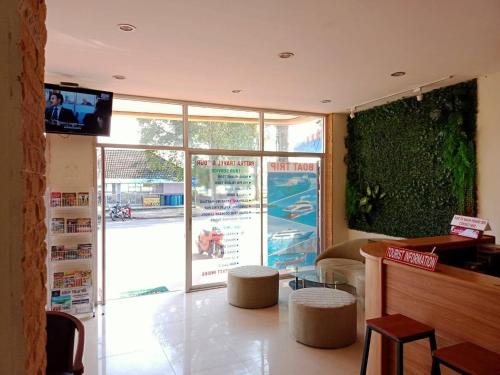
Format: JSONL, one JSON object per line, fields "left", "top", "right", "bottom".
{"left": 345, "top": 80, "right": 477, "bottom": 238}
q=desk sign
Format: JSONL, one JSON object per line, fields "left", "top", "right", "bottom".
{"left": 384, "top": 246, "right": 439, "bottom": 272}
{"left": 451, "top": 215, "right": 490, "bottom": 231}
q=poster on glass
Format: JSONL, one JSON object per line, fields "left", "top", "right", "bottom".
{"left": 267, "top": 162, "right": 319, "bottom": 271}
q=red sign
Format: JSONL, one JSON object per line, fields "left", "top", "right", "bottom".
{"left": 450, "top": 225, "right": 482, "bottom": 239}
{"left": 384, "top": 246, "right": 439, "bottom": 271}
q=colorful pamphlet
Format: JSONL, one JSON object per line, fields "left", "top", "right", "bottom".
{"left": 51, "top": 218, "right": 65, "bottom": 233}
{"left": 76, "top": 218, "right": 92, "bottom": 232}
{"left": 77, "top": 243, "right": 92, "bottom": 258}
{"left": 61, "top": 192, "right": 77, "bottom": 207}
{"left": 66, "top": 218, "right": 78, "bottom": 233}
{"left": 77, "top": 192, "right": 90, "bottom": 206}
{"left": 50, "top": 192, "right": 61, "bottom": 207}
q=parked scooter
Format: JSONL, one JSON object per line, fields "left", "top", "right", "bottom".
{"left": 109, "top": 202, "right": 132, "bottom": 221}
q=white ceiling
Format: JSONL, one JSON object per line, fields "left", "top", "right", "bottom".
{"left": 45, "top": 0, "right": 500, "bottom": 114}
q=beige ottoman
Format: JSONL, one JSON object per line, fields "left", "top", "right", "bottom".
{"left": 227, "top": 265, "right": 279, "bottom": 308}
{"left": 289, "top": 287, "right": 357, "bottom": 348}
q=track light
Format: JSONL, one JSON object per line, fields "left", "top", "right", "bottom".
{"left": 414, "top": 87, "right": 423, "bottom": 102}
{"left": 348, "top": 76, "right": 452, "bottom": 112}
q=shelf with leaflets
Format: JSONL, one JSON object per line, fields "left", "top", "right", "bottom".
{"left": 46, "top": 188, "right": 96, "bottom": 317}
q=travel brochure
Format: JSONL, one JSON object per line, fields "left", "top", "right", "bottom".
{"left": 50, "top": 217, "right": 92, "bottom": 234}
{"left": 51, "top": 243, "right": 92, "bottom": 260}
{"left": 53, "top": 270, "right": 92, "bottom": 289}
{"left": 51, "top": 287, "right": 91, "bottom": 313}
{"left": 50, "top": 191, "right": 89, "bottom": 207}
{"left": 66, "top": 218, "right": 92, "bottom": 233}
{"left": 50, "top": 218, "right": 65, "bottom": 233}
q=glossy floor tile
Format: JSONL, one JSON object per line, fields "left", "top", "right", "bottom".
{"left": 82, "top": 282, "right": 365, "bottom": 375}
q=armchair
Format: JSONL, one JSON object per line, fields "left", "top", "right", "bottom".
{"left": 46, "top": 311, "right": 85, "bottom": 375}
{"left": 315, "top": 239, "right": 377, "bottom": 306}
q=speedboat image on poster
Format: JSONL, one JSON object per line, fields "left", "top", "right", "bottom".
{"left": 267, "top": 162, "right": 319, "bottom": 270}
{"left": 283, "top": 198, "right": 314, "bottom": 219}
{"left": 270, "top": 229, "right": 314, "bottom": 241}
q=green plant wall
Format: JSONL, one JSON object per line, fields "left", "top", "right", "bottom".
{"left": 345, "top": 80, "right": 477, "bottom": 238}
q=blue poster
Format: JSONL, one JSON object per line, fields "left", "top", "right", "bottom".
{"left": 267, "top": 162, "right": 318, "bottom": 270}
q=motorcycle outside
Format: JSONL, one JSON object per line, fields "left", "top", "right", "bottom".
{"left": 109, "top": 202, "right": 132, "bottom": 221}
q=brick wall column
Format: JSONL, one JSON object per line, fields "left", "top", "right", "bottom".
{"left": 0, "top": 0, "right": 47, "bottom": 374}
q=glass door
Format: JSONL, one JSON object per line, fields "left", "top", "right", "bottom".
{"left": 189, "top": 154, "right": 261, "bottom": 289}
{"left": 102, "top": 147, "right": 185, "bottom": 299}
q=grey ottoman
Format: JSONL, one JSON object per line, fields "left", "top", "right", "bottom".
{"left": 289, "top": 287, "right": 357, "bottom": 348}
{"left": 227, "top": 265, "right": 279, "bottom": 308}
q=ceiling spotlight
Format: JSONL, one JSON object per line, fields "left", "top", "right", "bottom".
{"left": 321, "top": 99, "right": 331, "bottom": 104}
{"left": 112, "top": 75, "right": 126, "bottom": 80}
{"left": 278, "top": 51, "right": 295, "bottom": 59}
{"left": 390, "top": 71, "right": 406, "bottom": 77}
{"left": 232, "top": 89, "right": 242, "bottom": 94}
{"left": 118, "top": 24, "right": 136, "bottom": 32}
{"left": 414, "top": 87, "right": 423, "bottom": 101}
{"left": 349, "top": 107, "right": 356, "bottom": 119}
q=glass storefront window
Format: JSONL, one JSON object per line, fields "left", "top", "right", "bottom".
{"left": 98, "top": 97, "right": 325, "bottom": 292}
{"left": 99, "top": 99, "right": 183, "bottom": 146}
{"left": 264, "top": 113, "right": 324, "bottom": 153}
{"left": 188, "top": 106, "right": 259, "bottom": 150}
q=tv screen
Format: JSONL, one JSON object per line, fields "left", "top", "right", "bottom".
{"left": 44, "top": 83, "right": 113, "bottom": 136}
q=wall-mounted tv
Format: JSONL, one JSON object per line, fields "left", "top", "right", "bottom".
{"left": 44, "top": 83, "right": 113, "bottom": 136}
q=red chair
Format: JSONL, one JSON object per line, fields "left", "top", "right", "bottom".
{"left": 46, "top": 311, "right": 85, "bottom": 375}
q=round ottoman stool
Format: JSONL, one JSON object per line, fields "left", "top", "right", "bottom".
{"left": 289, "top": 287, "right": 357, "bottom": 348}
{"left": 227, "top": 265, "right": 279, "bottom": 308}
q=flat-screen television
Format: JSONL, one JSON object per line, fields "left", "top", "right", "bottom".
{"left": 44, "top": 83, "right": 113, "bottom": 136}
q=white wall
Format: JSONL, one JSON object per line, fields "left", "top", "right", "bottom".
{"left": 333, "top": 73, "right": 500, "bottom": 243}
{"left": 46, "top": 134, "right": 96, "bottom": 189}
{"left": 477, "top": 71, "right": 500, "bottom": 239}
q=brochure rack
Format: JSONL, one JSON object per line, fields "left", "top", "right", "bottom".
{"left": 47, "top": 189, "right": 96, "bottom": 316}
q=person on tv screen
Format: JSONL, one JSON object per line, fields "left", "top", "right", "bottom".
{"left": 45, "top": 92, "right": 76, "bottom": 125}
{"left": 81, "top": 99, "right": 110, "bottom": 134}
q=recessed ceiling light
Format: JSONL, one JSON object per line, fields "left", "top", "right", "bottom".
{"left": 391, "top": 71, "right": 406, "bottom": 77}
{"left": 112, "top": 75, "right": 126, "bottom": 80}
{"left": 118, "top": 24, "right": 136, "bottom": 32}
{"left": 321, "top": 99, "right": 331, "bottom": 104}
{"left": 60, "top": 81, "right": 79, "bottom": 87}
{"left": 278, "top": 51, "right": 295, "bottom": 59}
{"left": 232, "top": 89, "right": 242, "bottom": 94}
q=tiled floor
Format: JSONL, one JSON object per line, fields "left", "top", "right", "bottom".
{"left": 83, "top": 281, "right": 365, "bottom": 374}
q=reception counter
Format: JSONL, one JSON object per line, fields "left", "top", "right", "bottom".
{"left": 361, "top": 235, "right": 500, "bottom": 375}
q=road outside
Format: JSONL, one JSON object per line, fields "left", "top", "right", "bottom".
{"left": 105, "top": 216, "right": 185, "bottom": 299}
{"left": 103, "top": 208, "right": 316, "bottom": 300}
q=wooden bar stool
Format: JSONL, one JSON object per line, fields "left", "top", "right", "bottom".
{"left": 432, "top": 342, "right": 500, "bottom": 375}
{"left": 360, "top": 314, "right": 438, "bottom": 375}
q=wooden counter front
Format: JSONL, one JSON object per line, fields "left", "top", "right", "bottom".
{"left": 361, "top": 235, "right": 500, "bottom": 375}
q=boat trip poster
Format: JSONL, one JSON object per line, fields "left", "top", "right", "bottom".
{"left": 267, "top": 162, "right": 319, "bottom": 270}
